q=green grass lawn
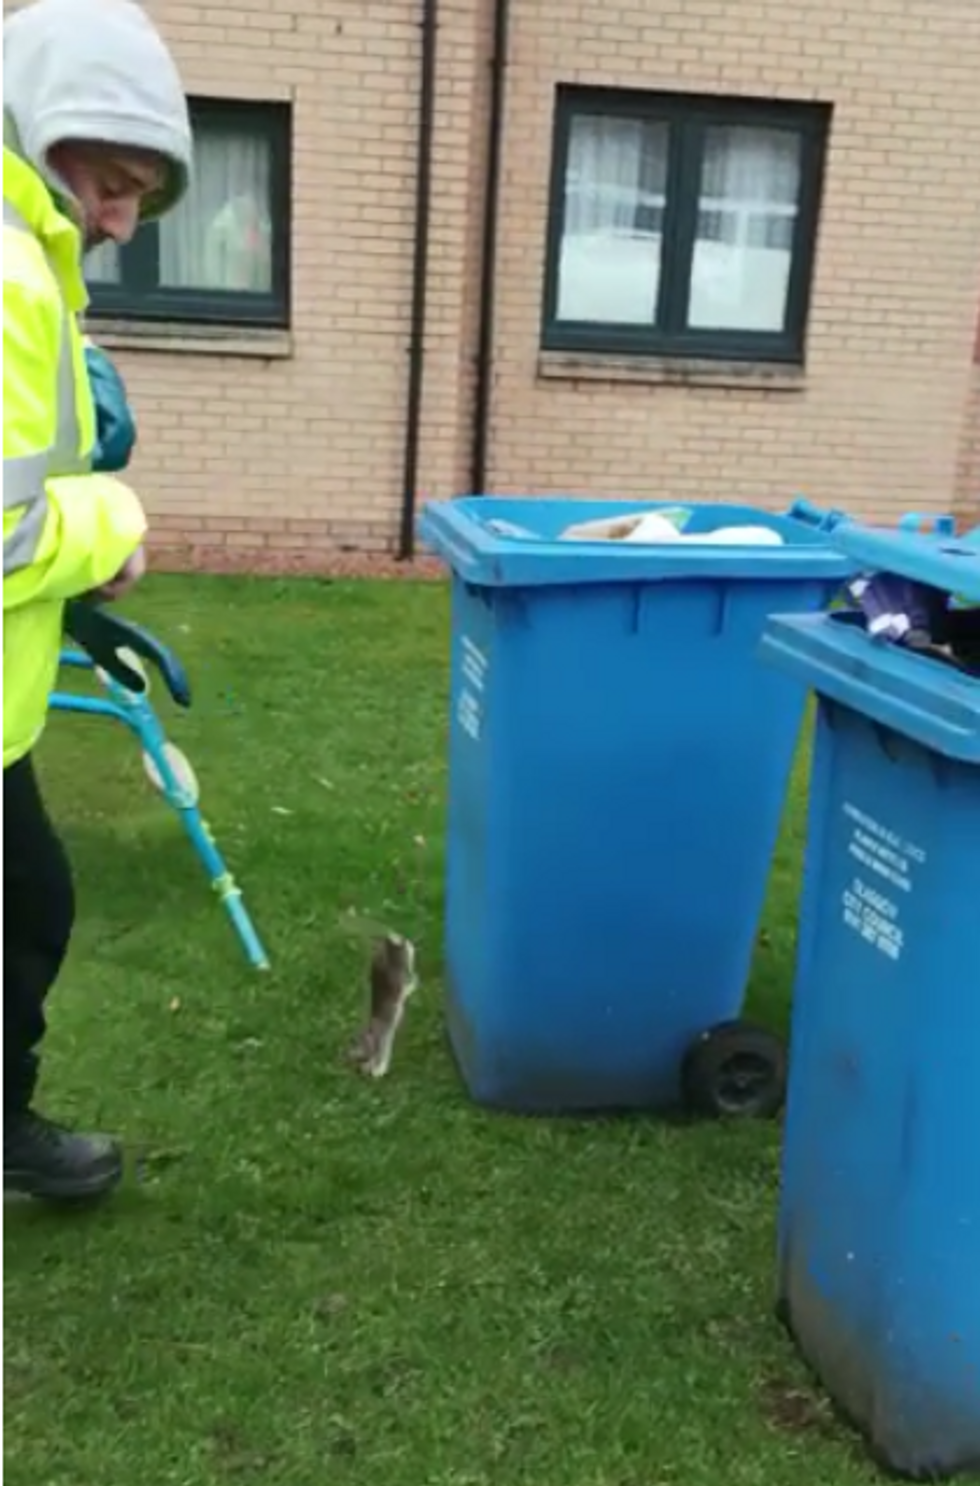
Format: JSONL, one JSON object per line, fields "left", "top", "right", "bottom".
{"left": 5, "top": 576, "right": 888, "bottom": 1486}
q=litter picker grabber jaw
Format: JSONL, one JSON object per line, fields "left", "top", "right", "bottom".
{"left": 64, "top": 599, "right": 192, "bottom": 707}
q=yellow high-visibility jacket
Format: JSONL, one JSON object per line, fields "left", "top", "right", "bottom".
{"left": 3, "top": 147, "right": 147, "bottom": 769}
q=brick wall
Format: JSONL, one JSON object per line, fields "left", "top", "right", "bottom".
{"left": 97, "top": 0, "right": 449, "bottom": 568}
{"left": 956, "top": 368, "right": 980, "bottom": 525}
{"left": 487, "top": 0, "right": 980, "bottom": 526}
{"left": 87, "top": 0, "right": 502, "bottom": 570}
{"left": 957, "top": 295, "right": 980, "bottom": 522}
{"left": 7, "top": 0, "right": 980, "bottom": 564}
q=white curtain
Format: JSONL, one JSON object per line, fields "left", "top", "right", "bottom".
{"left": 557, "top": 115, "right": 668, "bottom": 324}
{"left": 83, "top": 127, "right": 273, "bottom": 295}
{"left": 161, "top": 128, "right": 272, "bottom": 292}
{"left": 689, "top": 125, "right": 801, "bottom": 332}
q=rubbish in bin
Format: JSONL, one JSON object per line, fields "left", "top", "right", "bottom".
{"left": 418, "top": 495, "right": 852, "bottom": 1115}
{"left": 840, "top": 588, "right": 980, "bottom": 675}
{"left": 485, "top": 518, "right": 539, "bottom": 540}
{"left": 559, "top": 508, "right": 786, "bottom": 546}
{"left": 833, "top": 519, "right": 980, "bottom": 672}
{"left": 559, "top": 505, "right": 692, "bottom": 541}
{"left": 759, "top": 524, "right": 980, "bottom": 1479}
{"left": 485, "top": 508, "right": 694, "bottom": 543}
{"left": 846, "top": 571, "right": 948, "bottom": 645}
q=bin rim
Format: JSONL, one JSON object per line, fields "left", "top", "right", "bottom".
{"left": 419, "top": 496, "right": 855, "bottom": 589}
{"left": 759, "top": 611, "right": 980, "bottom": 764}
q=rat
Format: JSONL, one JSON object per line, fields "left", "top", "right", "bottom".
{"left": 346, "top": 933, "right": 418, "bottom": 1078}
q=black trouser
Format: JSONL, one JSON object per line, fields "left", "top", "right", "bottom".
{"left": 3, "top": 754, "right": 75, "bottom": 1116}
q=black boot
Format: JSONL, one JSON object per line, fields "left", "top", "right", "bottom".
{"left": 4, "top": 1110, "right": 123, "bottom": 1202}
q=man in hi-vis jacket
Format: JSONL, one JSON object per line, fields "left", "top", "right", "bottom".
{"left": 3, "top": 0, "right": 193, "bottom": 1201}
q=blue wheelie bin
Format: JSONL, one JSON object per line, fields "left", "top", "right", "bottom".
{"left": 419, "top": 495, "right": 852, "bottom": 1115}
{"left": 759, "top": 524, "right": 980, "bottom": 1478}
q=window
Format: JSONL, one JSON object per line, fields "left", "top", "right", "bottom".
{"left": 543, "top": 88, "right": 831, "bottom": 363}
{"left": 85, "top": 98, "right": 291, "bottom": 328}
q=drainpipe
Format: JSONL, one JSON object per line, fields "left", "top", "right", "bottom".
{"left": 470, "top": 0, "right": 511, "bottom": 495}
{"left": 397, "top": 0, "right": 439, "bottom": 560}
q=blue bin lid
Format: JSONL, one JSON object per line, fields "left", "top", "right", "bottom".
{"left": 419, "top": 496, "right": 853, "bottom": 588}
{"left": 830, "top": 522, "right": 980, "bottom": 604}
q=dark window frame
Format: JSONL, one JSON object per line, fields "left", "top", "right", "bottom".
{"left": 86, "top": 96, "right": 292, "bottom": 329}
{"left": 542, "top": 87, "right": 831, "bottom": 364}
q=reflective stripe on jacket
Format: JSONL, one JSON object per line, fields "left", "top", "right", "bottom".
{"left": 3, "top": 148, "right": 147, "bottom": 768}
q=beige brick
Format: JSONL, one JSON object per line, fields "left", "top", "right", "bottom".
{"left": 955, "top": 368, "right": 980, "bottom": 522}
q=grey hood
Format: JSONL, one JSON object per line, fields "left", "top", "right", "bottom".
{"left": 3, "top": 0, "right": 193, "bottom": 219}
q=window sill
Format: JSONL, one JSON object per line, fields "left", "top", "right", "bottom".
{"left": 537, "top": 351, "right": 806, "bottom": 392}
{"left": 89, "top": 320, "right": 293, "bottom": 359}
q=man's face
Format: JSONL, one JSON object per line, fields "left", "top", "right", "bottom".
{"left": 46, "top": 140, "right": 167, "bottom": 250}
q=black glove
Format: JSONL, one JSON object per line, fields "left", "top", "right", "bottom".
{"left": 63, "top": 599, "right": 192, "bottom": 708}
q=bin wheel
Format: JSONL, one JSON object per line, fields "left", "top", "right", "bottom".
{"left": 681, "top": 1019, "right": 787, "bottom": 1120}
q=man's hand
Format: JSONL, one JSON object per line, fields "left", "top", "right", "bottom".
{"left": 93, "top": 544, "right": 146, "bottom": 602}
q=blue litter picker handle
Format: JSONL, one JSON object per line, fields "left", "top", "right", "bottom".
{"left": 63, "top": 599, "right": 192, "bottom": 708}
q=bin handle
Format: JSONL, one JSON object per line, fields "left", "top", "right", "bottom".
{"left": 788, "top": 501, "right": 960, "bottom": 540}
{"left": 897, "top": 511, "right": 957, "bottom": 536}
{"left": 785, "top": 497, "right": 849, "bottom": 534}
{"left": 417, "top": 499, "right": 497, "bottom": 585}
